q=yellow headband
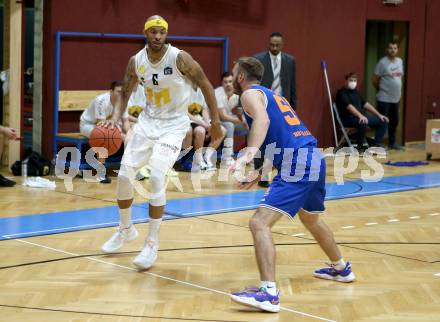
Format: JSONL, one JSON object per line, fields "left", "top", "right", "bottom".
{"left": 144, "top": 18, "right": 168, "bottom": 32}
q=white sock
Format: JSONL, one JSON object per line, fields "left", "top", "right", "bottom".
{"left": 223, "top": 138, "right": 233, "bottom": 160}
{"left": 260, "top": 281, "right": 277, "bottom": 296}
{"left": 119, "top": 208, "right": 132, "bottom": 229}
{"left": 194, "top": 151, "right": 204, "bottom": 165}
{"left": 204, "top": 149, "right": 215, "bottom": 165}
{"left": 148, "top": 218, "right": 162, "bottom": 242}
{"left": 331, "top": 259, "right": 346, "bottom": 271}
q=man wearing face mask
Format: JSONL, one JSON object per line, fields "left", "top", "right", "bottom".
{"left": 335, "top": 72, "right": 389, "bottom": 152}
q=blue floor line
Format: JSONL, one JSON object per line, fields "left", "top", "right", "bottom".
{"left": 166, "top": 172, "right": 440, "bottom": 217}
{"left": 1, "top": 172, "right": 439, "bottom": 240}
{"left": 0, "top": 204, "right": 176, "bottom": 241}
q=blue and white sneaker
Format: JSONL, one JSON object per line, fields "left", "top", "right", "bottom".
{"left": 231, "top": 287, "right": 280, "bottom": 313}
{"left": 313, "top": 262, "right": 355, "bottom": 282}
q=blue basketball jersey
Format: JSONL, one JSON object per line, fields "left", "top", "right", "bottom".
{"left": 244, "top": 85, "right": 317, "bottom": 169}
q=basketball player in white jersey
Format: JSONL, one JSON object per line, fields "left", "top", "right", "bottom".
{"left": 101, "top": 15, "right": 222, "bottom": 270}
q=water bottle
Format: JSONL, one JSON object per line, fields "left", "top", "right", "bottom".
{"left": 50, "top": 155, "right": 57, "bottom": 178}
{"left": 22, "top": 157, "right": 28, "bottom": 181}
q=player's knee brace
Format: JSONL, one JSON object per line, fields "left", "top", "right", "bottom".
{"left": 148, "top": 159, "right": 168, "bottom": 206}
{"left": 117, "top": 164, "right": 136, "bottom": 200}
{"left": 149, "top": 171, "right": 166, "bottom": 206}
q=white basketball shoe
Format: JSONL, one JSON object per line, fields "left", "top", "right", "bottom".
{"left": 101, "top": 225, "right": 138, "bottom": 253}
{"left": 133, "top": 238, "right": 159, "bottom": 270}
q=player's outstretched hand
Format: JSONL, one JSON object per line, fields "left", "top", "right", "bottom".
{"left": 98, "top": 119, "right": 113, "bottom": 129}
{"left": 0, "top": 126, "right": 20, "bottom": 140}
{"left": 238, "top": 170, "right": 261, "bottom": 190}
{"left": 98, "top": 119, "right": 121, "bottom": 131}
{"left": 230, "top": 157, "right": 261, "bottom": 190}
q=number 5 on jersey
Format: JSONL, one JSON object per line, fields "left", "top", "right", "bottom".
{"left": 274, "top": 95, "right": 300, "bottom": 126}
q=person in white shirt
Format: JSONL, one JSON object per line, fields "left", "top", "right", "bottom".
{"left": 372, "top": 41, "right": 405, "bottom": 150}
{"left": 184, "top": 86, "right": 226, "bottom": 171}
{"left": 215, "top": 72, "right": 248, "bottom": 165}
{"left": 80, "top": 81, "right": 122, "bottom": 137}
{"left": 79, "top": 81, "right": 123, "bottom": 183}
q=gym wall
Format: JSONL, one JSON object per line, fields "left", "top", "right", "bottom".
{"left": 41, "top": 0, "right": 440, "bottom": 158}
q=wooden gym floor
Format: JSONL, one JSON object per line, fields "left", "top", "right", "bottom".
{"left": 0, "top": 145, "right": 439, "bottom": 321}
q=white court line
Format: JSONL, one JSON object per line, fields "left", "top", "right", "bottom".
{"left": 4, "top": 236, "right": 336, "bottom": 322}
{"left": 387, "top": 219, "right": 400, "bottom": 223}
{"left": 429, "top": 213, "right": 440, "bottom": 216}
{"left": 409, "top": 216, "right": 421, "bottom": 220}
{"left": 341, "top": 226, "right": 355, "bottom": 229}
{"left": 435, "top": 273, "right": 440, "bottom": 277}
{"left": 291, "top": 233, "right": 305, "bottom": 237}
{"left": 365, "top": 222, "right": 378, "bottom": 226}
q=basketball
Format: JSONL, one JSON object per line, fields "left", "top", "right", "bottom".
{"left": 89, "top": 126, "right": 122, "bottom": 156}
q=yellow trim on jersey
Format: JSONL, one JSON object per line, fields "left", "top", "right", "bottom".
{"left": 144, "top": 18, "right": 168, "bottom": 32}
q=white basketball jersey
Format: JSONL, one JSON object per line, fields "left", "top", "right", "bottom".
{"left": 134, "top": 45, "right": 191, "bottom": 121}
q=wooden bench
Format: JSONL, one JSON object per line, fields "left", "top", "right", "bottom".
{"left": 58, "top": 90, "right": 106, "bottom": 112}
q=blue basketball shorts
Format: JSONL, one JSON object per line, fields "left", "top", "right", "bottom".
{"left": 260, "top": 145, "right": 326, "bottom": 217}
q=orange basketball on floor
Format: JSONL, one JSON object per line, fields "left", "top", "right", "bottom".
{"left": 89, "top": 126, "right": 122, "bottom": 156}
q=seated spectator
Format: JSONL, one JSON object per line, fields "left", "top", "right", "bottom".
{"left": 215, "top": 72, "right": 248, "bottom": 166}
{"left": 183, "top": 85, "right": 226, "bottom": 171}
{"left": 79, "top": 80, "right": 123, "bottom": 183}
{"left": 336, "top": 72, "right": 389, "bottom": 152}
{"left": 0, "top": 125, "right": 19, "bottom": 187}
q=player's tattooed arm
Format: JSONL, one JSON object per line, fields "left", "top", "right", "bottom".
{"left": 110, "top": 56, "right": 138, "bottom": 127}
{"left": 176, "top": 51, "right": 220, "bottom": 124}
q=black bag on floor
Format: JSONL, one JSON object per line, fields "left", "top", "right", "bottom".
{"left": 11, "top": 149, "right": 51, "bottom": 176}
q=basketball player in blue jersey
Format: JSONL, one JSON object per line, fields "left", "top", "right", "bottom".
{"left": 229, "top": 57, "right": 355, "bottom": 313}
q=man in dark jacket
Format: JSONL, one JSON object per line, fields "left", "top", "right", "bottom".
{"left": 254, "top": 32, "right": 296, "bottom": 108}
{"left": 254, "top": 32, "right": 297, "bottom": 187}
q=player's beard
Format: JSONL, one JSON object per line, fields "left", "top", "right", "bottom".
{"left": 148, "top": 40, "right": 165, "bottom": 52}
{"left": 233, "top": 78, "right": 242, "bottom": 95}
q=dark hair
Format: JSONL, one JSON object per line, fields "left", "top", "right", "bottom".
{"left": 388, "top": 41, "right": 399, "bottom": 47}
{"left": 220, "top": 71, "right": 232, "bottom": 80}
{"left": 270, "top": 32, "right": 283, "bottom": 39}
{"left": 236, "top": 57, "right": 264, "bottom": 82}
{"left": 110, "top": 80, "right": 123, "bottom": 90}
{"left": 345, "top": 72, "right": 358, "bottom": 80}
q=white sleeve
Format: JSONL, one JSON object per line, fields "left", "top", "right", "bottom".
{"left": 94, "top": 96, "right": 107, "bottom": 120}
{"left": 214, "top": 88, "right": 225, "bottom": 108}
